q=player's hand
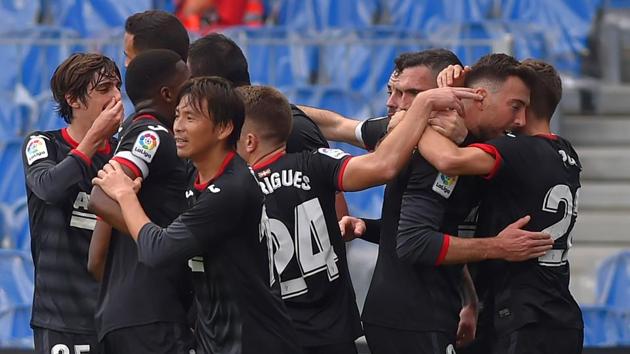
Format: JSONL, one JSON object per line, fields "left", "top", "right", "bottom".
{"left": 417, "top": 87, "right": 482, "bottom": 117}
{"left": 429, "top": 110, "right": 468, "bottom": 145}
{"left": 456, "top": 304, "right": 477, "bottom": 348}
{"left": 495, "top": 215, "right": 554, "bottom": 262}
{"left": 386, "top": 109, "right": 406, "bottom": 133}
{"left": 339, "top": 216, "right": 366, "bottom": 241}
{"left": 92, "top": 160, "right": 142, "bottom": 202}
{"left": 437, "top": 64, "right": 471, "bottom": 88}
{"left": 88, "top": 97, "right": 124, "bottom": 140}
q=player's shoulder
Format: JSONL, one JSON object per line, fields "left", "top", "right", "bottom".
{"left": 23, "top": 130, "right": 59, "bottom": 165}
{"left": 312, "top": 147, "right": 351, "bottom": 160}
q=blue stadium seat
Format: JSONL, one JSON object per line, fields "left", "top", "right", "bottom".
{"left": 0, "top": 203, "right": 12, "bottom": 249}
{"left": 9, "top": 198, "right": 30, "bottom": 253}
{"left": 596, "top": 251, "right": 630, "bottom": 308}
{"left": 0, "top": 138, "right": 26, "bottom": 204}
{"left": 0, "top": 0, "right": 40, "bottom": 33}
{"left": 582, "top": 305, "right": 630, "bottom": 347}
{"left": 224, "top": 27, "right": 315, "bottom": 86}
{"left": 0, "top": 249, "right": 33, "bottom": 348}
{"left": 271, "top": 0, "right": 378, "bottom": 30}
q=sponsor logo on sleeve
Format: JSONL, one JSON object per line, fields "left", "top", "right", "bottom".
{"left": 432, "top": 173, "right": 458, "bottom": 199}
{"left": 132, "top": 130, "right": 160, "bottom": 163}
{"left": 26, "top": 136, "right": 49, "bottom": 165}
{"left": 317, "top": 147, "right": 349, "bottom": 160}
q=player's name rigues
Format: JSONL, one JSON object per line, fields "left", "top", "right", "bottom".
{"left": 257, "top": 169, "right": 312, "bottom": 195}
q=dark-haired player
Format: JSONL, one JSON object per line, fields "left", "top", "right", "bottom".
{"left": 420, "top": 59, "right": 583, "bottom": 354}
{"left": 88, "top": 49, "right": 193, "bottom": 354}
{"left": 22, "top": 53, "right": 122, "bottom": 354}
{"left": 93, "top": 76, "right": 302, "bottom": 354}
{"left": 235, "top": 84, "right": 482, "bottom": 354}
{"left": 123, "top": 10, "right": 190, "bottom": 66}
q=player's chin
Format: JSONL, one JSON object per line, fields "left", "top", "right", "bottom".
{"left": 176, "top": 147, "right": 190, "bottom": 159}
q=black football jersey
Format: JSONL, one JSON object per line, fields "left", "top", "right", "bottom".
{"left": 361, "top": 121, "right": 482, "bottom": 334}
{"left": 251, "top": 148, "right": 363, "bottom": 346}
{"left": 95, "top": 111, "right": 192, "bottom": 339}
{"left": 287, "top": 105, "right": 330, "bottom": 152}
{"left": 136, "top": 152, "right": 301, "bottom": 354}
{"left": 22, "top": 128, "right": 114, "bottom": 334}
{"left": 472, "top": 133, "right": 583, "bottom": 334}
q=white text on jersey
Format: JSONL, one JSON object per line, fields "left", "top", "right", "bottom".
{"left": 258, "top": 170, "right": 311, "bottom": 195}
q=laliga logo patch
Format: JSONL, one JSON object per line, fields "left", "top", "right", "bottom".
{"left": 446, "top": 344, "right": 456, "bottom": 354}
{"left": 132, "top": 130, "right": 160, "bottom": 163}
{"left": 26, "top": 136, "right": 48, "bottom": 165}
{"left": 317, "top": 147, "right": 349, "bottom": 160}
{"left": 432, "top": 173, "right": 458, "bottom": 199}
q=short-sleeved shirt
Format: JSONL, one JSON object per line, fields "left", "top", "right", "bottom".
{"left": 251, "top": 148, "right": 362, "bottom": 347}
{"left": 137, "top": 152, "right": 301, "bottom": 354}
{"left": 22, "top": 129, "right": 114, "bottom": 334}
{"left": 95, "top": 111, "right": 191, "bottom": 340}
{"left": 471, "top": 133, "right": 583, "bottom": 335}
{"left": 360, "top": 119, "right": 482, "bottom": 334}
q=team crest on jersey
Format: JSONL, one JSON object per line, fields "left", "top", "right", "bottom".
{"left": 132, "top": 130, "right": 160, "bottom": 163}
{"left": 432, "top": 173, "right": 458, "bottom": 199}
{"left": 317, "top": 148, "right": 349, "bottom": 160}
{"left": 25, "top": 135, "right": 49, "bottom": 165}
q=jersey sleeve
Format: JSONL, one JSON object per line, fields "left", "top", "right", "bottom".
{"left": 468, "top": 134, "right": 519, "bottom": 181}
{"left": 308, "top": 148, "right": 353, "bottom": 192}
{"left": 396, "top": 172, "right": 452, "bottom": 266}
{"left": 358, "top": 116, "right": 389, "bottom": 151}
{"left": 286, "top": 105, "right": 330, "bottom": 153}
{"left": 136, "top": 186, "right": 244, "bottom": 267}
{"left": 22, "top": 133, "right": 92, "bottom": 204}
{"left": 112, "top": 124, "right": 175, "bottom": 179}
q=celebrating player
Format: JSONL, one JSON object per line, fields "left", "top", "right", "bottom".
{"left": 88, "top": 49, "right": 194, "bottom": 354}
{"left": 93, "top": 76, "right": 303, "bottom": 354}
{"left": 22, "top": 53, "right": 122, "bottom": 354}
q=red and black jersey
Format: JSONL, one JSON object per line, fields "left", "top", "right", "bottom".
{"left": 95, "top": 110, "right": 192, "bottom": 340}
{"left": 22, "top": 129, "right": 114, "bottom": 334}
{"left": 251, "top": 148, "right": 362, "bottom": 347}
{"left": 137, "top": 152, "right": 301, "bottom": 354}
{"left": 287, "top": 105, "right": 329, "bottom": 152}
{"left": 360, "top": 119, "right": 483, "bottom": 335}
{"left": 472, "top": 133, "right": 583, "bottom": 335}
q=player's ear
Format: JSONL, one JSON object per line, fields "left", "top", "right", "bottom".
{"left": 217, "top": 121, "right": 234, "bottom": 142}
{"left": 245, "top": 132, "right": 258, "bottom": 153}
{"left": 474, "top": 87, "right": 487, "bottom": 110}
{"left": 161, "top": 86, "right": 173, "bottom": 103}
{"left": 65, "top": 94, "right": 81, "bottom": 109}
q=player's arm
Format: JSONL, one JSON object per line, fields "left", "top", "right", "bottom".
{"left": 87, "top": 220, "right": 112, "bottom": 281}
{"left": 339, "top": 216, "right": 381, "bottom": 243}
{"left": 418, "top": 123, "right": 495, "bottom": 177}
{"left": 342, "top": 87, "right": 482, "bottom": 191}
{"left": 297, "top": 105, "right": 365, "bottom": 148}
{"left": 457, "top": 265, "right": 478, "bottom": 348}
{"left": 88, "top": 169, "right": 134, "bottom": 234}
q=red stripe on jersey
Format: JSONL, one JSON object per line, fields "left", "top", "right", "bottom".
{"left": 253, "top": 150, "right": 286, "bottom": 170}
{"left": 469, "top": 143, "right": 503, "bottom": 180}
{"left": 112, "top": 156, "right": 142, "bottom": 179}
{"left": 62, "top": 128, "right": 112, "bottom": 154}
{"left": 536, "top": 133, "right": 558, "bottom": 140}
{"left": 194, "top": 151, "right": 236, "bottom": 191}
{"left": 337, "top": 156, "right": 353, "bottom": 191}
{"left": 70, "top": 149, "right": 92, "bottom": 166}
{"left": 435, "top": 234, "right": 451, "bottom": 266}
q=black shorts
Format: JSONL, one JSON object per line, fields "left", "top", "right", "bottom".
{"left": 364, "top": 323, "right": 456, "bottom": 354}
{"left": 303, "top": 341, "right": 358, "bottom": 354}
{"left": 493, "top": 324, "right": 583, "bottom": 354}
{"left": 101, "top": 322, "right": 194, "bottom": 354}
{"left": 33, "top": 327, "right": 100, "bottom": 354}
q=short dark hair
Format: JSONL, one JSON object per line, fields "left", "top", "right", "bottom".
{"left": 50, "top": 53, "right": 121, "bottom": 124}
{"left": 394, "top": 49, "right": 463, "bottom": 76}
{"left": 125, "top": 49, "right": 184, "bottom": 105}
{"left": 178, "top": 76, "right": 245, "bottom": 149}
{"left": 522, "top": 59, "right": 562, "bottom": 121}
{"left": 188, "top": 33, "right": 251, "bottom": 86}
{"left": 236, "top": 85, "right": 293, "bottom": 146}
{"left": 464, "top": 53, "right": 535, "bottom": 91}
{"left": 125, "top": 10, "right": 189, "bottom": 61}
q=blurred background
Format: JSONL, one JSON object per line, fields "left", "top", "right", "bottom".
{"left": 0, "top": 0, "right": 629, "bottom": 352}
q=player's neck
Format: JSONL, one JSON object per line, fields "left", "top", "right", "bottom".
{"left": 66, "top": 116, "right": 92, "bottom": 143}
{"left": 522, "top": 118, "right": 551, "bottom": 136}
{"left": 134, "top": 100, "right": 172, "bottom": 128}
{"left": 194, "top": 145, "right": 234, "bottom": 184}
{"left": 249, "top": 144, "right": 286, "bottom": 167}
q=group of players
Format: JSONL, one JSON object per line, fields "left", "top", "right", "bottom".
{"left": 22, "top": 9, "right": 583, "bottom": 354}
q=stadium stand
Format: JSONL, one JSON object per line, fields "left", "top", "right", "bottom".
{"left": 0, "top": 0, "right": 628, "bottom": 351}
